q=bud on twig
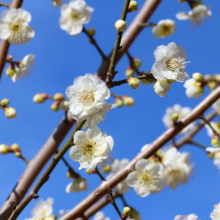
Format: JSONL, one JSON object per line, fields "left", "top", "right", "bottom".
{"left": 123, "top": 207, "right": 131, "bottom": 219}
{"left": 59, "top": 100, "right": 69, "bottom": 111}
{"left": 115, "top": 98, "right": 123, "bottom": 108}
{"left": 172, "top": 113, "right": 179, "bottom": 123}
{"left": 125, "top": 67, "right": 134, "bottom": 77}
{"left": 11, "top": 143, "right": 21, "bottom": 152}
{"left": 1, "top": 98, "right": 10, "bottom": 107}
{"left": 128, "top": 77, "right": 140, "bottom": 89}
{"left": 115, "top": 20, "right": 127, "bottom": 32}
{"left": 51, "top": 102, "right": 59, "bottom": 112}
{"left": 132, "top": 58, "right": 141, "bottom": 69}
{"left": 33, "top": 94, "right": 45, "bottom": 104}
{"left": 4, "top": 107, "right": 16, "bottom": 119}
{"left": 0, "top": 144, "right": 10, "bottom": 154}
{"left": 193, "top": 73, "right": 204, "bottom": 82}
{"left": 87, "top": 28, "right": 96, "bottom": 36}
{"left": 122, "top": 96, "right": 134, "bottom": 107}
{"left": 53, "top": 93, "right": 64, "bottom": 101}
{"left": 128, "top": 0, "right": 138, "bottom": 12}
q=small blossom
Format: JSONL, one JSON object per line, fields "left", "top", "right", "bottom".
{"left": 0, "top": 144, "right": 10, "bottom": 154}
{"left": 12, "top": 54, "right": 35, "bottom": 82}
{"left": 122, "top": 96, "right": 134, "bottom": 107}
{"left": 107, "top": 159, "right": 130, "bottom": 194}
{"left": 115, "top": 19, "right": 126, "bottom": 32}
{"left": 154, "top": 80, "right": 170, "bottom": 97}
{"left": 211, "top": 203, "right": 220, "bottom": 220}
{"left": 93, "top": 211, "right": 110, "bottom": 220}
{"left": 59, "top": 100, "right": 69, "bottom": 111}
{"left": 59, "top": 210, "right": 69, "bottom": 217}
{"left": 163, "top": 104, "right": 194, "bottom": 133}
{"left": 174, "top": 214, "right": 198, "bottom": 220}
{"left": 176, "top": 5, "right": 211, "bottom": 26}
{"left": 53, "top": 0, "right": 65, "bottom": 7}
{"left": 0, "top": 8, "right": 35, "bottom": 45}
{"left": 59, "top": 0, "right": 94, "bottom": 36}
{"left": 69, "top": 127, "right": 114, "bottom": 170}
{"left": 184, "top": 78, "right": 204, "bottom": 98}
{"left": 66, "top": 73, "right": 115, "bottom": 129}
{"left": 161, "top": 152, "right": 192, "bottom": 190}
{"left": 152, "top": 19, "right": 175, "bottom": 38}
{"left": 5, "top": 107, "right": 16, "bottom": 119}
{"left": 151, "top": 42, "right": 189, "bottom": 82}
{"left": 66, "top": 177, "right": 88, "bottom": 193}
{"left": 126, "top": 159, "right": 163, "bottom": 197}
{"left": 212, "top": 99, "right": 220, "bottom": 115}
{"left": 205, "top": 122, "right": 220, "bottom": 137}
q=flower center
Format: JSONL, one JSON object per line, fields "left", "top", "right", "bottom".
{"left": 139, "top": 172, "right": 151, "bottom": 184}
{"left": 169, "top": 169, "right": 181, "bottom": 180}
{"left": 70, "top": 12, "right": 81, "bottom": 21}
{"left": 80, "top": 90, "right": 95, "bottom": 104}
{"left": 162, "top": 25, "right": 171, "bottom": 32}
{"left": 166, "top": 57, "right": 190, "bottom": 72}
{"left": 11, "top": 23, "right": 21, "bottom": 32}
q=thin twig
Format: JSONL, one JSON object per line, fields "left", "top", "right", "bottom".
{"left": 82, "top": 27, "right": 107, "bottom": 60}
{"left": 8, "top": 120, "right": 86, "bottom": 220}
{"left": 19, "top": 155, "right": 29, "bottom": 164}
{"left": 61, "top": 156, "right": 79, "bottom": 178}
{"left": 126, "top": 51, "right": 142, "bottom": 75}
{"left": 188, "top": 140, "right": 207, "bottom": 150}
{"left": 141, "top": 22, "right": 156, "bottom": 27}
{"left": 119, "top": 194, "right": 129, "bottom": 207}
{"left": 110, "top": 92, "right": 121, "bottom": 99}
{"left": 0, "top": 2, "right": 10, "bottom": 7}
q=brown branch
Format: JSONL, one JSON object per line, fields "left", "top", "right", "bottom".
{"left": 59, "top": 87, "right": 220, "bottom": 220}
{"left": 0, "top": 0, "right": 23, "bottom": 80}
{"left": 0, "top": 0, "right": 162, "bottom": 217}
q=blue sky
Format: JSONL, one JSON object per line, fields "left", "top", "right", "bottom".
{"left": 0, "top": 0, "right": 220, "bottom": 219}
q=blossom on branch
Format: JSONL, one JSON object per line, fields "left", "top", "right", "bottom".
{"left": 107, "top": 159, "right": 130, "bottom": 194}
{"left": 126, "top": 159, "right": 163, "bottom": 197}
{"left": 52, "top": 0, "right": 66, "bottom": 7}
{"left": 93, "top": 212, "right": 110, "bottom": 220}
{"left": 69, "top": 127, "right": 114, "bottom": 170}
{"left": 59, "top": 0, "right": 94, "bottom": 36}
{"left": 184, "top": 78, "right": 204, "bottom": 98}
{"left": 151, "top": 42, "right": 189, "bottom": 82}
{"left": 210, "top": 203, "right": 220, "bottom": 220}
{"left": 212, "top": 99, "right": 220, "bottom": 115}
{"left": 174, "top": 214, "right": 198, "bottom": 220}
{"left": 66, "top": 177, "right": 88, "bottom": 193}
{"left": 0, "top": 8, "right": 35, "bottom": 45}
{"left": 152, "top": 19, "right": 175, "bottom": 38}
{"left": 163, "top": 104, "right": 194, "bottom": 133}
{"left": 176, "top": 5, "right": 211, "bottom": 26}
{"left": 66, "top": 73, "right": 115, "bottom": 128}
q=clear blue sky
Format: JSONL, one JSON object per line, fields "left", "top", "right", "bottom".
{"left": 0, "top": 0, "right": 220, "bottom": 219}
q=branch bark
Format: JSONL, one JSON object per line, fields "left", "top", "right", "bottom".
{"left": 0, "top": 0, "right": 162, "bottom": 218}
{"left": 60, "top": 88, "right": 220, "bottom": 220}
{"left": 0, "top": 0, "right": 23, "bottom": 80}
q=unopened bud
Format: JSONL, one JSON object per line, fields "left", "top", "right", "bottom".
{"left": 215, "top": 74, "right": 220, "bottom": 84}
{"left": 67, "top": 171, "right": 75, "bottom": 179}
{"left": 33, "top": 94, "right": 45, "bottom": 104}
{"left": 7, "top": 55, "right": 13, "bottom": 60}
{"left": 115, "top": 98, "right": 123, "bottom": 108}
{"left": 85, "top": 168, "right": 93, "bottom": 174}
{"left": 51, "top": 102, "right": 59, "bottom": 112}
{"left": 14, "top": 151, "right": 21, "bottom": 158}
{"left": 1, "top": 98, "right": 10, "bottom": 107}
{"left": 211, "top": 136, "right": 219, "bottom": 147}
{"left": 196, "top": 86, "right": 204, "bottom": 94}
{"left": 59, "top": 100, "right": 69, "bottom": 111}
{"left": 208, "top": 81, "right": 217, "bottom": 90}
{"left": 0, "top": 144, "right": 10, "bottom": 154}
{"left": 5, "top": 107, "right": 16, "bottom": 119}
{"left": 122, "top": 96, "right": 135, "bottom": 107}
{"left": 171, "top": 113, "right": 179, "bottom": 123}
{"left": 193, "top": 73, "right": 203, "bottom": 82}
{"left": 128, "top": 77, "right": 140, "bottom": 89}
{"left": 125, "top": 67, "right": 134, "bottom": 77}
{"left": 45, "top": 215, "right": 57, "bottom": 220}
{"left": 214, "top": 152, "right": 220, "bottom": 159}
{"left": 142, "top": 78, "right": 154, "bottom": 85}
{"left": 207, "top": 152, "right": 214, "bottom": 159}
{"left": 132, "top": 58, "right": 141, "bottom": 69}
{"left": 154, "top": 80, "right": 170, "bottom": 97}
{"left": 115, "top": 20, "right": 126, "bottom": 32}
{"left": 54, "top": 93, "right": 64, "bottom": 101}
{"left": 178, "top": 0, "right": 186, "bottom": 2}
{"left": 128, "top": 0, "right": 138, "bottom": 12}
{"left": 102, "top": 165, "right": 111, "bottom": 173}
{"left": 87, "top": 28, "right": 96, "bottom": 36}
{"left": 11, "top": 143, "right": 21, "bottom": 152}
{"left": 204, "top": 75, "right": 212, "bottom": 82}
{"left": 6, "top": 67, "right": 16, "bottom": 78}
{"left": 123, "top": 207, "right": 131, "bottom": 218}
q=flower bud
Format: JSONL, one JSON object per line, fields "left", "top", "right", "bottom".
{"left": 125, "top": 67, "right": 134, "bottom": 77}
{"left": 178, "top": 0, "right": 186, "bottom": 2}
{"left": 130, "top": 209, "right": 141, "bottom": 219}
{"left": 1, "top": 98, "right": 10, "bottom": 107}
{"left": 193, "top": 73, "right": 203, "bottom": 82}
{"left": 45, "top": 215, "right": 57, "bottom": 220}
{"left": 208, "top": 81, "right": 217, "bottom": 90}
{"left": 122, "top": 96, "right": 134, "bottom": 107}
{"left": 102, "top": 165, "right": 111, "bottom": 174}
{"left": 14, "top": 151, "right": 21, "bottom": 158}
{"left": 115, "top": 98, "right": 123, "bottom": 108}
{"left": 132, "top": 58, "right": 141, "bottom": 69}
{"left": 51, "top": 102, "right": 59, "bottom": 112}
{"left": 215, "top": 152, "right": 220, "bottom": 159}
{"left": 5, "top": 107, "right": 16, "bottom": 119}
{"left": 54, "top": 93, "right": 64, "bottom": 101}
{"left": 11, "top": 143, "right": 21, "bottom": 152}
{"left": 85, "top": 168, "right": 93, "bottom": 174}
{"left": 0, "top": 144, "right": 10, "bottom": 154}
{"left": 59, "top": 100, "right": 69, "bottom": 111}
{"left": 128, "top": 0, "right": 138, "bottom": 12}
{"left": 115, "top": 20, "right": 126, "bottom": 32}
{"left": 123, "top": 207, "right": 131, "bottom": 218}
{"left": 171, "top": 113, "right": 179, "bottom": 123}
{"left": 33, "top": 94, "right": 45, "bottom": 104}
{"left": 67, "top": 171, "right": 75, "bottom": 179}
{"left": 211, "top": 136, "right": 219, "bottom": 147}
{"left": 154, "top": 80, "right": 170, "bottom": 97}
{"left": 142, "top": 78, "right": 154, "bottom": 85}
{"left": 6, "top": 67, "right": 16, "bottom": 78}
{"left": 87, "top": 28, "right": 96, "bottom": 36}
{"left": 7, "top": 55, "right": 13, "bottom": 60}
{"left": 207, "top": 152, "right": 214, "bottom": 159}
{"left": 128, "top": 77, "right": 140, "bottom": 89}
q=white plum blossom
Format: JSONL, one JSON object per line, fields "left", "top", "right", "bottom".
{"left": 0, "top": 8, "right": 35, "bottom": 45}
{"left": 107, "top": 159, "right": 130, "bottom": 194}
{"left": 69, "top": 127, "right": 114, "bottom": 170}
{"left": 161, "top": 152, "right": 192, "bottom": 189}
{"left": 59, "top": 209, "right": 69, "bottom": 217}
{"left": 66, "top": 177, "right": 88, "bottom": 193}
{"left": 153, "top": 80, "right": 170, "bottom": 97}
{"left": 93, "top": 211, "right": 110, "bottom": 220}
{"left": 53, "top": 0, "right": 65, "bottom": 7}
{"left": 211, "top": 203, "right": 220, "bottom": 220}
{"left": 213, "top": 99, "right": 220, "bottom": 115}
{"left": 25, "top": 198, "right": 53, "bottom": 220}
{"left": 126, "top": 159, "right": 163, "bottom": 197}
{"left": 176, "top": 5, "right": 211, "bottom": 26}
{"left": 184, "top": 78, "right": 203, "bottom": 98}
{"left": 174, "top": 214, "right": 198, "bottom": 220}
{"left": 152, "top": 19, "right": 175, "bottom": 38}
{"left": 59, "top": 0, "right": 94, "bottom": 36}
{"left": 151, "top": 42, "right": 189, "bottom": 82}
{"left": 205, "top": 122, "right": 220, "bottom": 137}
{"left": 66, "top": 73, "right": 115, "bottom": 128}
{"left": 163, "top": 104, "right": 194, "bottom": 133}
{"left": 12, "top": 54, "right": 35, "bottom": 82}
